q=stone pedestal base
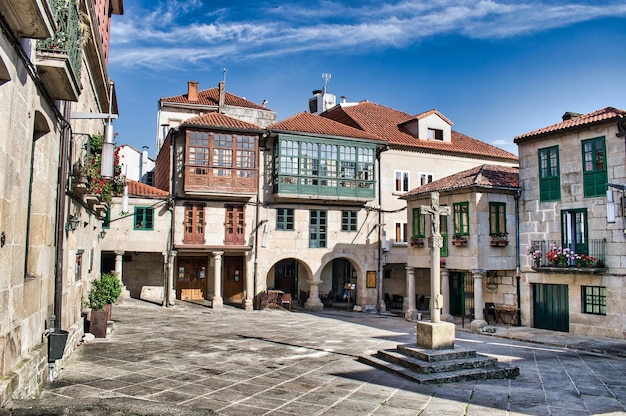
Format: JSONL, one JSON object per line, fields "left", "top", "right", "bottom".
{"left": 470, "top": 319, "right": 488, "bottom": 332}
{"left": 305, "top": 297, "right": 324, "bottom": 310}
{"left": 416, "top": 321, "right": 455, "bottom": 350}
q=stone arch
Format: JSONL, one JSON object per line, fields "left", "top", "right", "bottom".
{"left": 318, "top": 253, "right": 362, "bottom": 305}
{"left": 33, "top": 110, "right": 51, "bottom": 139}
{"left": 265, "top": 257, "right": 314, "bottom": 301}
{"left": 0, "top": 54, "right": 10, "bottom": 84}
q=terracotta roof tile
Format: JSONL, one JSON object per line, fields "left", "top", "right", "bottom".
{"left": 183, "top": 112, "right": 263, "bottom": 131}
{"left": 160, "top": 87, "right": 270, "bottom": 111}
{"left": 127, "top": 180, "right": 169, "bottom": 197}
{"left": 322, "top": 102, "right": 518, "bottom": 161}
{"left": 268, "top": 112, "right": 385, "bottom": 142}
{"left": 514, "top": 107, "right": 626, "bottom": 142}
{"left": 403, "top": 164, "right": 519, "bottom": 197}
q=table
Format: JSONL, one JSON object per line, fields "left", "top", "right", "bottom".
{"left": 494, "top": 306, "right": 519, "bottom": 325}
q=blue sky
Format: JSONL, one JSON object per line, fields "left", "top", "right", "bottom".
{"left": 108, "top": 0, "right": 626, "bottom": 158}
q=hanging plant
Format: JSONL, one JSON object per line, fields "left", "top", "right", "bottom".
{"left": 80, "top": 134, "right": 124, "bottom": 204}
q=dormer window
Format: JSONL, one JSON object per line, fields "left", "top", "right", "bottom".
{"left": 428, "top": 128, "right": 443, "bottom": 140}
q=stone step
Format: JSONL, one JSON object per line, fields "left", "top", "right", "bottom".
{"left": 397, "top": 344, "right": 477, "bottom": 362}
{"left": 358, "top": 354, "right": 519, "bottom": 385}
{"left": 377, "top": 349, "right": 498, "bottom": 374}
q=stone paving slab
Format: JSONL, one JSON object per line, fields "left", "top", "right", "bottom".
{"left": 2, "top": 299, "right": 626, "bottom": 415}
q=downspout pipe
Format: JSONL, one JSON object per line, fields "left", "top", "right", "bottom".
{"left": 515, "top": 188, "right": 521, "bottom": 326}
{"left": 166, "top": 129, "right": 177, "bottom": 307}
{"left": 376, "top": 147, "right": 383, "bottom": 314}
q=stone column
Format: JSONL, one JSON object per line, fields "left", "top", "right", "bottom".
{"left": 212, "top": 251, "right": 224, "bottom": 309}
{"left": 114, "top": 250, "right": 130, "bottom": 300}
{"left": 244, "top": 261, "right": 254, "bottom": 312}
{"left": 404, "top": 266, "right": 417, "bottom": 320}
{"left": 305, "top": 278, "right": 324, "bottom": 310}
{"left": 470, "top": 269, "right": 488, "bottom": 331}
{"left": 440, "top": 267, "right": 453, "bottom": 322}
{"left": 163, "top": 250, "right": 176, "bottom": 306}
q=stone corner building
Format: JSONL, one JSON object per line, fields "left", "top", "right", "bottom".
{"left": 0, "top": 0, "right": 124, "bottom": 405}
{"left": 515, "top": 107, "right": 626, "bottom": 339}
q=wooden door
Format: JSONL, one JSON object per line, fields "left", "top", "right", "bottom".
{"left": 533, "top": 283, "right": 569, "bottom": 332}
{"left": 223, "top": 256, "right": 244, "bottom": 301}
{"left": 177, "top": 257, "right": 207, "bottom": 300}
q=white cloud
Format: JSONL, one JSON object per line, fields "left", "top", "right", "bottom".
{"left": 110, "top": 0, "right": 626, "bottom": 69}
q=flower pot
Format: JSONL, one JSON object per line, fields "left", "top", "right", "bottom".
{"left": 89, "top": 310, "right": 108, "bottom": 338}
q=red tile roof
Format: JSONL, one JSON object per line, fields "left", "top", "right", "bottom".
{"left": 127, "top": 180, "right": 169, "bottom": 197}
{"left": 403, "top": 164, "right": 519, "bottom": 198}
{"left": 183, "top": 112, "right": 263, "bottom": 131}
{"left": 268, "top": 112, "right": 385, "bottom": 141}
{"left": 322, "top": 102, "right": 518, "bottom": 161}
{"left": 514, "top": 107, "right": 626, "bottom": 142}
{"left": 160, "top": 87, "right": 270, "bottom": 111}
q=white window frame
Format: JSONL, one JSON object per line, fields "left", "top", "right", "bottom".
{"left": 419, "top": 172, "right": 434, "bottom": 186}
{"left": 395, "top": 170, "right": 409, "bottom": 193}
{"left": 395, "top": 221, "right": 408, "bottom": 244}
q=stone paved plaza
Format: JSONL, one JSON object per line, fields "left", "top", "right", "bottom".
{"left": 3, "top": 299, "right": 626, "bottom": 415}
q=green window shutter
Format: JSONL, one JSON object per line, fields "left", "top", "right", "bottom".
{"left": 412, "top": 208, "right": 426, "bottom": 238}
{"left": 582, "top": 137, "right": 607, "bottom": 198}
{"left": 489, "top": 202, "right": 506, "bottom": 234}
{"left": 538, "top": 146, "right": 561, "bottom": 202}
{"left": 453, "top": 202, "right": 469, "bottom": 236}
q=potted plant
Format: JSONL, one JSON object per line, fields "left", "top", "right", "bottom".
{"left": 490, "top": 232, "right": 509, "bottom": 246}
{"left": 452, "top": 233, "right": 468, "bottom": 246}
{"left": 87, "top": 278, "right": 109, "bottom": 338}
{"left": 410, "top": 235, "right": 425, "bottom": 247}
{"left": 100, "top": 272, "right": 122, "bottom": 321}
{"left": 527, "top": 244, "right": 542, "bottom": 267}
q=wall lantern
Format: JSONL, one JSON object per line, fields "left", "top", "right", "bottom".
{"left": 66, "top": 215, "right": 79, "bottom": 232}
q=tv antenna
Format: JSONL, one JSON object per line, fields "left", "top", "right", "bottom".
{"left": 321, "top": 73, "right": 331, "bottom": 93}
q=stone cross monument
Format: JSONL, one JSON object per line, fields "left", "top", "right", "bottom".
{"left": 416, "top": 192, "right": 455, "bottom": 350}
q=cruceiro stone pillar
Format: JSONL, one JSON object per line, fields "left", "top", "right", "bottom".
{"left": 166, "top": 250, "right": 176, "bottom": 306}
{"left": 416, "top": 192, "right": 455, "bottom": 350}
{"left": 244, "top": 263, "right": 254, "bottom": 312}
{"left": 212, "top": 251, "right": 224, "bottom": 309}
{"left": 405, "top": 266, "right": 417, "bottom": 320}
{"left": 470, "top": 269, "right": 488, "bottom": 331}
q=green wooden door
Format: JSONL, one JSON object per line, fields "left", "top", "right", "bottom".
{"left": 533, "top": 283, "right": 569, "bottom": 332}
{"left": 449, "top": 272, "right": 464, "bottom": 316}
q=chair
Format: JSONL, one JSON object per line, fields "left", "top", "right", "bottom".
{"left": 281, "top": 293, "right": 292, "bottom": 310}
{"left": 384, "top": 293, "right": 392, "bottom": 309}
{"left": 484, "top": 302, "right": 496, "bottom": 324}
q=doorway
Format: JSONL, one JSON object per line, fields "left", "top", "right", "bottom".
{"left": 449, "top": 271, "right": 474, "bottom": 317}
{"left": 223, "top": 256, "right": 244, "bottom": 302}
{"left": 533, "top": 283, "right": 569, "bottom": 332}
{"left": 177, "top": 257, "right": 207, "bottom": 301}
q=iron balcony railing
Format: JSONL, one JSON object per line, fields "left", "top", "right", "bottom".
{"left": 528, "top": 239, "right": 606, "bottom": 269}
{"left": 36, "top": 0, "right": 83, "bottom": 81}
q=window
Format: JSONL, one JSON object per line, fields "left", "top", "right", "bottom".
{"left": 582, "top": 286, "right": 606, "bottom": 315}
{"left": 538, "top": 146, "right": 560, "bottom": 202}
{"left": 412, "top": 208, "right": 426, "bottom": 238}
{"left": 188, "top": 131, "right": 210, "bottom": 166}
{"left": 225, "top": 204, "right": 245, "bottom": 245}
{"left": 145, "top": 171, "right": 154, "bottom": 186}
{"left": 395, "top": 171, "right": 409, "bottom": 192}
{"left": 582, "top": 137, "right": 607, "bottom": 197}
{"left": 489, "top": 202, "right": 506, "bottom": 235}
{"left": 134, "top": 207, "right": 154, "bottom": 230}
{"left": 395, "top": 221, "right": 408, "bottom": 243}
{"left": 428, "top": 128, "right": 443, "bottom": 140}
{"left": 276, "top": 208, "right": 294, "bottom": 231}
{"left": 453, "top": 202, "right": 469, "bottom": 236}
{"left": 309, "top": 210, "right": 327, "bottom": 248}
{"left": 561, "top": 208, "right": 588, "bottom": 255}
{"left": 75, "top": 251, "right": 83, "bottom": 281}
{"left": 213, "top": 133, "right": 233, "bottom": 177}
{"left": 184, "top": 203, "right": 205, "bottom": 244}
{"left": 341, "top": 210, "right": 357, "bottom": 232}
{"left": 419, "top": 173, "right": 434, "bottom": 186}
{"left": 236, "top": 135, "right": 256, "bottom": 178}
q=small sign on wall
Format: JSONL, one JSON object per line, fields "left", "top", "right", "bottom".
{"left": 366, "top": 271, "right": 377, "bottom": 288}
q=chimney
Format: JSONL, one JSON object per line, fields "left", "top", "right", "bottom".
{"left": 562, "top": 111, "right": 582, "bottom": 121}
{"left": 340, "top": 96, "right": 347, "bottom": 104}
{"left": 218, "top": 81, "right": 225, "bottom": 113}
{"left": 187, "top": 80, "right": 199, "bottom": 102}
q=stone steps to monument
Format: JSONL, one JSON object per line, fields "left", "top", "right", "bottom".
{"left": 396, "top": 344, "right": 477, "bottom": 362}
{"left": 376, "top": 348, "right": 498, "bottom": 374}
{"left": 358, "top": 353, "right": 519, "bottom": 385}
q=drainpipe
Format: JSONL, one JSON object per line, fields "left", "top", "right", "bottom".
{"left": 515, "top": 188, "right": 521, "bottom": 326}
{"left": 54, "top": 104, "right": 72, "bottom": 325}
{"left": 166, "top": 129, "right": 177, "bottom": 307}
{"left": 376, "top": 147, "right": 383, "bottom": 314}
